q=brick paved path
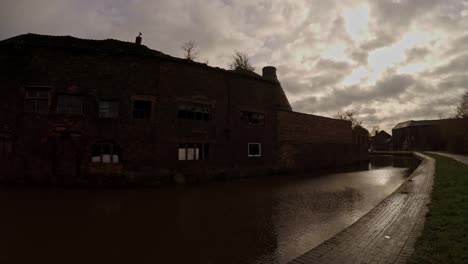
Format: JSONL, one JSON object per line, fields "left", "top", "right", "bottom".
{"left": 287, "top": 153, "right": 435, "bottom": 264}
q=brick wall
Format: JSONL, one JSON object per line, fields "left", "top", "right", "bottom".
{"left": 439, "top": 119, "right": 468, "bottom": 154}
{"left": 0, "top": 34, "right": 360, "bottom": 184}
{"left": 277, "top": 111, "right": 352, "bottom": 144}
{"left": 276, "top": 111, "right": 354, "bottom": 170}
{"left": 0, "top": 43, "right": 288, "bottom": 184}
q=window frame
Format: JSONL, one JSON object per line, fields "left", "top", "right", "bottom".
{"left": 247, "top": 143, "right": 262, "bottom": 157}
{"left": 24, "top": 87, "right": 51, "bottom": 114}
{"left": 98, "top": 100, "right": 119, "bottom": 119}
{"left": 178, "top": 143, "right": 211, "bottom": 161}
{"left": 91, "top": 143, "right": 121, "bottom": 164}
{"left": 177, "top": 102, "right": 212, "bottom": 122}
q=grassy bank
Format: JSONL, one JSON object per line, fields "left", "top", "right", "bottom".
{"left": 408, "top": 153, "right": 468, "bottom": 264}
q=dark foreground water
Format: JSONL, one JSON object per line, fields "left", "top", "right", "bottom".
{"left": 0, "top": 155, "right": 419, "bottom": 264}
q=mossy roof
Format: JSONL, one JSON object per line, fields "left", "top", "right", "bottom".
{"left": 0, "top": 33, "right": 170, "bottom": 58}
{"left": 0, "top": 33, "right": 271, "bottom": 82}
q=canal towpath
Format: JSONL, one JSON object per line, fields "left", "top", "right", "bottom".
{"left": 287, "top": 152, "right": 435, "bottom": 264}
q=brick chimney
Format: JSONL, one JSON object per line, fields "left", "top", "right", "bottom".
{"left": 262, "top": 66, "right": 278, "bottom": 82}
{"left": 135, "top": 32, "right": 142, "bottom": 45}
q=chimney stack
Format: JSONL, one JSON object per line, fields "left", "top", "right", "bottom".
{"left": 135, "top": 32, "right": 142, "bottom": 45}
{"left": 262, "top": 66, "right": 278, "bottom": 82}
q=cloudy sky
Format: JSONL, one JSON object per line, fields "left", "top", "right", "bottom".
{"left": 1, "top": 0, "right": 467, "bottom": 132}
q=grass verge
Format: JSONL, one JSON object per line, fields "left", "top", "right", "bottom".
{"left": 408, "top": 153, "right": 468, "bottom": 264}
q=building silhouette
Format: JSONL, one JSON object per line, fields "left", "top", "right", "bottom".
{"left": 0, "top": 33, "right": 365, "bottom": 185}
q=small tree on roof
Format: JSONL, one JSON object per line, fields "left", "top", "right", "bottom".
{"left": 229, "top": 51, "right": 255, "bottom": 72}
{"left": 181, "top": 40, "right": 198, "bottom": 61}
{"left": 335, "top": 110, "right": 363, "bottom": 128}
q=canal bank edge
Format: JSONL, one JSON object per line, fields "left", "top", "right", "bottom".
{"left": 288, "top": 152, "right": 435, "bottom": 264}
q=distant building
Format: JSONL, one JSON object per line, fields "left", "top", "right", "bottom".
{"left": 393, "top": 119, "right": 468, "bottom": 154}
{"left": 370, "top": 130, "right": 392, "bottom": 151}
{"left": 353, "top": 125, "right": 370, "bottom": 159}
{"left": 0, "top": 33, "right": 365, "bottom": 185}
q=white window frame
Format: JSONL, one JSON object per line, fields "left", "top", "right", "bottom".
{"left": 178, "top": 143, "right": 210, "bottom": 161}
{"left": 91, "top": 143, "right": 120, "bottom": 164}
{"left": 247, "top": 143, "right": 261, "bottom": 157}
{"left": 99, "top": 100, "right": 119, "bottom": 118}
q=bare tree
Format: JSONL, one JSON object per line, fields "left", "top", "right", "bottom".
{"left": 229, "top": 51, "right": 255, "bottom": 72}
{"left": 453, "top": 91, "right": 468, "bottom": 118}
{"left": 181, "top": 40, "right": 198, "bottom": 61}
{"left": 335, "top": 110, "right": 363, "bottom": 128}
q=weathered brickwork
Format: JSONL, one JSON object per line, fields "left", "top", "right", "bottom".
{"left": 0, "top": 34, "right": 360, "bottom": 185}
{"left": 276, "top": 111, "right": 356, "bottom": 170}
{"left": 277, "top": 111, "right": 352, "bottom": 144}
{"left": 393, "top": 119, "right": 468, "bottom": 154}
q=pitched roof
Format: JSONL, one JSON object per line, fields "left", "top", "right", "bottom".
{"left": 393, "top": 120, "right": 441, "bottom": 129}
{"left": 0, "top": 33, "right": 170, "bottom": 58}
{"left": 371, "top": 130, "right": 391, "bottom": 139}
{"left": 0, "top": 33, "right": 272, "bottom": 83}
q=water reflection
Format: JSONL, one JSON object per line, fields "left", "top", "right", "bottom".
{"left": 0, "top": 155, "right": 419, "bottom": 264}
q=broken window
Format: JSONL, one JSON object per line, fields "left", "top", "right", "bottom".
{"left": 57, "top": 95, "right": 83, "bottom": 114}
{"left": 0, "top": 136, "right": 12, "bottom": 155}
{"left": 133, "top": 100, "right": 152, "bottom": 119}
{"left": 91, "top": 143, "right": 120, "bottom": 164}
{"left": 177, "top": 102, "right": 211, "bottom": 121}
{"left": 248, "top": 143, "right": 261, "bottom": 157}
{"left": 99, "top": 101, "right": 118, "bottom": 118}
{"left": 240, "top": 111, "right": 265, "bottom": 126}
{"left": 24, "top": 88, "right": 49, "bottom": 114}
{"left": 178, "top": 143, "right": 211, "bottom": 161}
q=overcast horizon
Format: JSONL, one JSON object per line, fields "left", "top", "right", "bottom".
{"left": 1, "top": 0, "right": 467, "bottom": 133}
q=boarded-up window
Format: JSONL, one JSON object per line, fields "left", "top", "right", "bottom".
{"left": 24, "top": 88, "right": 49, "bottom": 114}
{"left": 178, "top": 143, "right": 210, "bottom": 160}
{"left": 240, "top": 111, "right": 265, "bottom": 126}
{"left": 0, "top": 137, "right": 12, "bottom": 155}
{"left": 91, "top": 143, "right": 120, "bottom": 163}
{"left": 99, "top": 101, "right": 118, "bottom": 118}
{"left": 57, "top": 95, "right": 83, "bottom": 114}
{"left": 177, "top": 102, "right": 211, "bottom": 121}
{"left": 248, "top": 143, "right": 261, "bottom": 157}
{"left": 133, "top": 100, "right": 152, "bottom": 119}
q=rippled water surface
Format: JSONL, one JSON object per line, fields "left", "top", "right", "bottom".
{"left": 0, "top": 155, "right": 419, "bottom": 264}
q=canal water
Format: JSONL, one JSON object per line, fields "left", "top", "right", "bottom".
{"left": 0, "top": 155, "right": 419, "bottom": 264}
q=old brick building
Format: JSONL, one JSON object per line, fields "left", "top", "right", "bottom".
{"left": 393, "top": 119, "right": 468, "bottom": 154}
{"left": 370, "top": 130, "right": 392, "bottom": 151}
{"left": 0, "top": 34, "right": 360, "bottom": 185}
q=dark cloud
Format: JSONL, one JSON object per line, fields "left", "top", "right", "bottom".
{"left": 369, "top": 0, "right": 440, "bottom": 33}
{"left": 292, "top": 74, "right": 415, "bottom": 114}
{"left": 438, "top": 75, "right": 468, "bottom": 90}
{"left": 406, "top": 47, "right": 430, "bottom": 63}
{"left": 350, "top": 50, "right": 368, "bottom": 65}
{"left": 444, "top": 34, "right": 468, "bottom": 57}
{"left": 360, "top": 33, "right": 394, "bottom": 51}
{"left": 315, "top": 59, "right": 352, "bottom": 72}
{"left": 431, "top": 54, "right": 468, "bottom": 76}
